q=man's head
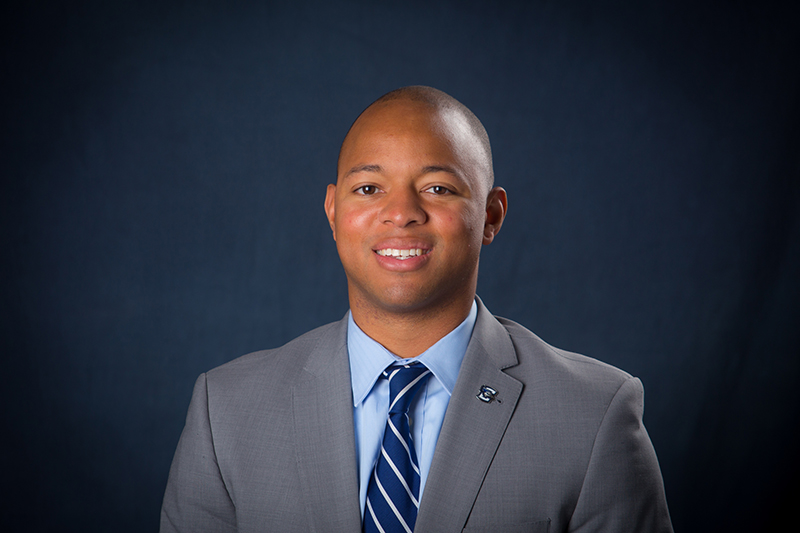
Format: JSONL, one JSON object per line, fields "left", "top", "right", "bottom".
{"left": 325, "top": 86, "right": 507, "bottom": 324}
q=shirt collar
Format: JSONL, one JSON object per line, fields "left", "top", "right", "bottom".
{"left": 348, "top": 300, "right": 478, "bottom": 407}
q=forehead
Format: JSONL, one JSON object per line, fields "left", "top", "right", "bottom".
{"left": 338, "top": 100, "right": 491, "bottom": 188}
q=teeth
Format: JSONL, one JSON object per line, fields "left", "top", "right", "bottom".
{"left": 376, "top": 248, "right": 426, "bottom": 260}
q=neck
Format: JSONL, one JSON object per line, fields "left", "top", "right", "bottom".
{"left": 349, "top": 295, "right": 475, "bottom": 358}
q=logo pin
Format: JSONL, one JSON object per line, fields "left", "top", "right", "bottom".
{"left": 476, "top": 385, "right": 499, "bottom": 403}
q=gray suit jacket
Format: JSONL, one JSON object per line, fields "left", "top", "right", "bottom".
{"left": 161, "top": 299, "right": 673, "bottom": 532}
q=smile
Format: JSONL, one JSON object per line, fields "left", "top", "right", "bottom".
{"left": 375, "top": 248, "right": 429, "bottom": 260}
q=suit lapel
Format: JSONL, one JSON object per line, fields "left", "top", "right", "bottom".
{"left": 415, "top": 300, "right": 523, "bottom": 533}
{"left": 291, "top": 316, "right": 363, "bottom": 532}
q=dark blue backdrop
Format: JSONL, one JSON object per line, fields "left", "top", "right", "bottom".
{"left": 3, "top": 1, "right": 798, "bottom": 531}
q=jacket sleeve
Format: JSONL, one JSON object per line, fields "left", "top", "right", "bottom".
{"left": 160, "top": 374, "right": 237, "bottom": 533}
{"left": 569, "top": 377, "right": 673, "bottom": 532}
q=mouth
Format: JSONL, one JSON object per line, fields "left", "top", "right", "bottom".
{"left": 374, "top": 248, "right": 430, "bottom": 260}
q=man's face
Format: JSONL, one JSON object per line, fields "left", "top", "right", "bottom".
{"left": 325, "top": 100, "right": 502, "bottom": 317}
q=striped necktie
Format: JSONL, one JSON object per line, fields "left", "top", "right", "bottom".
{"left": 364, "top": 363, "right": 432, "bottom": 533}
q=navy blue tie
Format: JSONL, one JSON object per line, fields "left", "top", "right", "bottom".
{"left": 364, "top": 363, "right": 431, "bottom": 533}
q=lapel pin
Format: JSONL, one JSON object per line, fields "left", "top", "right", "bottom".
{"left": 476, "top": 385, "right": 499, "bottom": 403}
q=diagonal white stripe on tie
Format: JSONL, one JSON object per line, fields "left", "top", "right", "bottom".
{"left": 381, "top": 446, "right": 419, "bottom": 505}
{"left": 386, "top": 417, "right": 420, "bottom": 475}
{"left": 365, "top": 498, "right": 387, "bottom": 533}
{"left": 389, "top": 371, "right": 430, "bottom": 411}
{"left": 375, "top": 473, "right": 413, "bottom": 533}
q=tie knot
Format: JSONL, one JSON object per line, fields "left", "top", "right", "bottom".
{"left": 383, "top": 363, "right": 431, "bottom": 415}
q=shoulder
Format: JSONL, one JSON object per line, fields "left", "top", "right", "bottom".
{"left": 493, "top": 314, "right": 638, "bottom": 407}
{"left": 498, "top": 315, "right": 632, "bottom": 378}
{"left": 204, "top": 317, "right": 347, "bottom": 391}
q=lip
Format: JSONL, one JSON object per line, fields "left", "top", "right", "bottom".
{"left": 371, "top": 240, "right": 432, "bottom": 272}
{"left": 372, "top": 238, "right": 433, "bottom": 251}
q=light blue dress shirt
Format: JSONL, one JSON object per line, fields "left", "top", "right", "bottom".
{"left": 347, "top": 300, "right": 478, "bottom": 518}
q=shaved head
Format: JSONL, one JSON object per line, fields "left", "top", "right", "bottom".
{"left": 339, "top": 86, "right": 494, "bottom": 191}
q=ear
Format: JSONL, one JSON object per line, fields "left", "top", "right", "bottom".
{"left": 483, "top": 186, "right": 507, "bottom": 245}
{"left": 324, "top": 183, "right": 337, "bottom": 240}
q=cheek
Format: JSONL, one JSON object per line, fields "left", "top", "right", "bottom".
{"left": 335, "top": 211, "right": 379, "bottom": 250}
{"left": 338, "top": 207, "right": 373, "bottom": 233}
{"left": 347, "top": 212, "right": 372, "bottom": 230}
{"left": 457, "top": 208, "right": 484, "bottom": 235}
{"left": 464, "top": 210, "right": 489, "bottom": 248}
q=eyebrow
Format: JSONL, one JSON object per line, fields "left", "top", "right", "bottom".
{"left": 343, "top": 164, "right": 460, "bottom": 179}
{"left": 344, "top": 164, "right": 382, "bottom": 178}
{"left": 421, "top": 165, "right": 459, "bottom": 177}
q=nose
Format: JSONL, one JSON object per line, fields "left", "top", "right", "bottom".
{"left": 380, "top": 187, "right": 427, "bottom": 227}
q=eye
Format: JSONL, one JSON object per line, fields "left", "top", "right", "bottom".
{"left": 355, "top": 185, "right": 380, "bottom": 195}
{"left": 426, "top": 185, "right": 452, "bottom": 195}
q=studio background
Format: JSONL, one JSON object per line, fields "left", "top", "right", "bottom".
{"left": 3, "top": 1, "right": 798, "bottom": 531}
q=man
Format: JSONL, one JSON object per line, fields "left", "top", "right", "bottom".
{"left": 160, "top": 86, "right": 673, "bottom": 532}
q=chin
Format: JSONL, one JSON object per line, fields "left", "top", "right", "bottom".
{"left": 373, "top": 293, "right": 431, "bottom": 314}
{"left": 375, "top": 285, "right": 466, "bottom": 316}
